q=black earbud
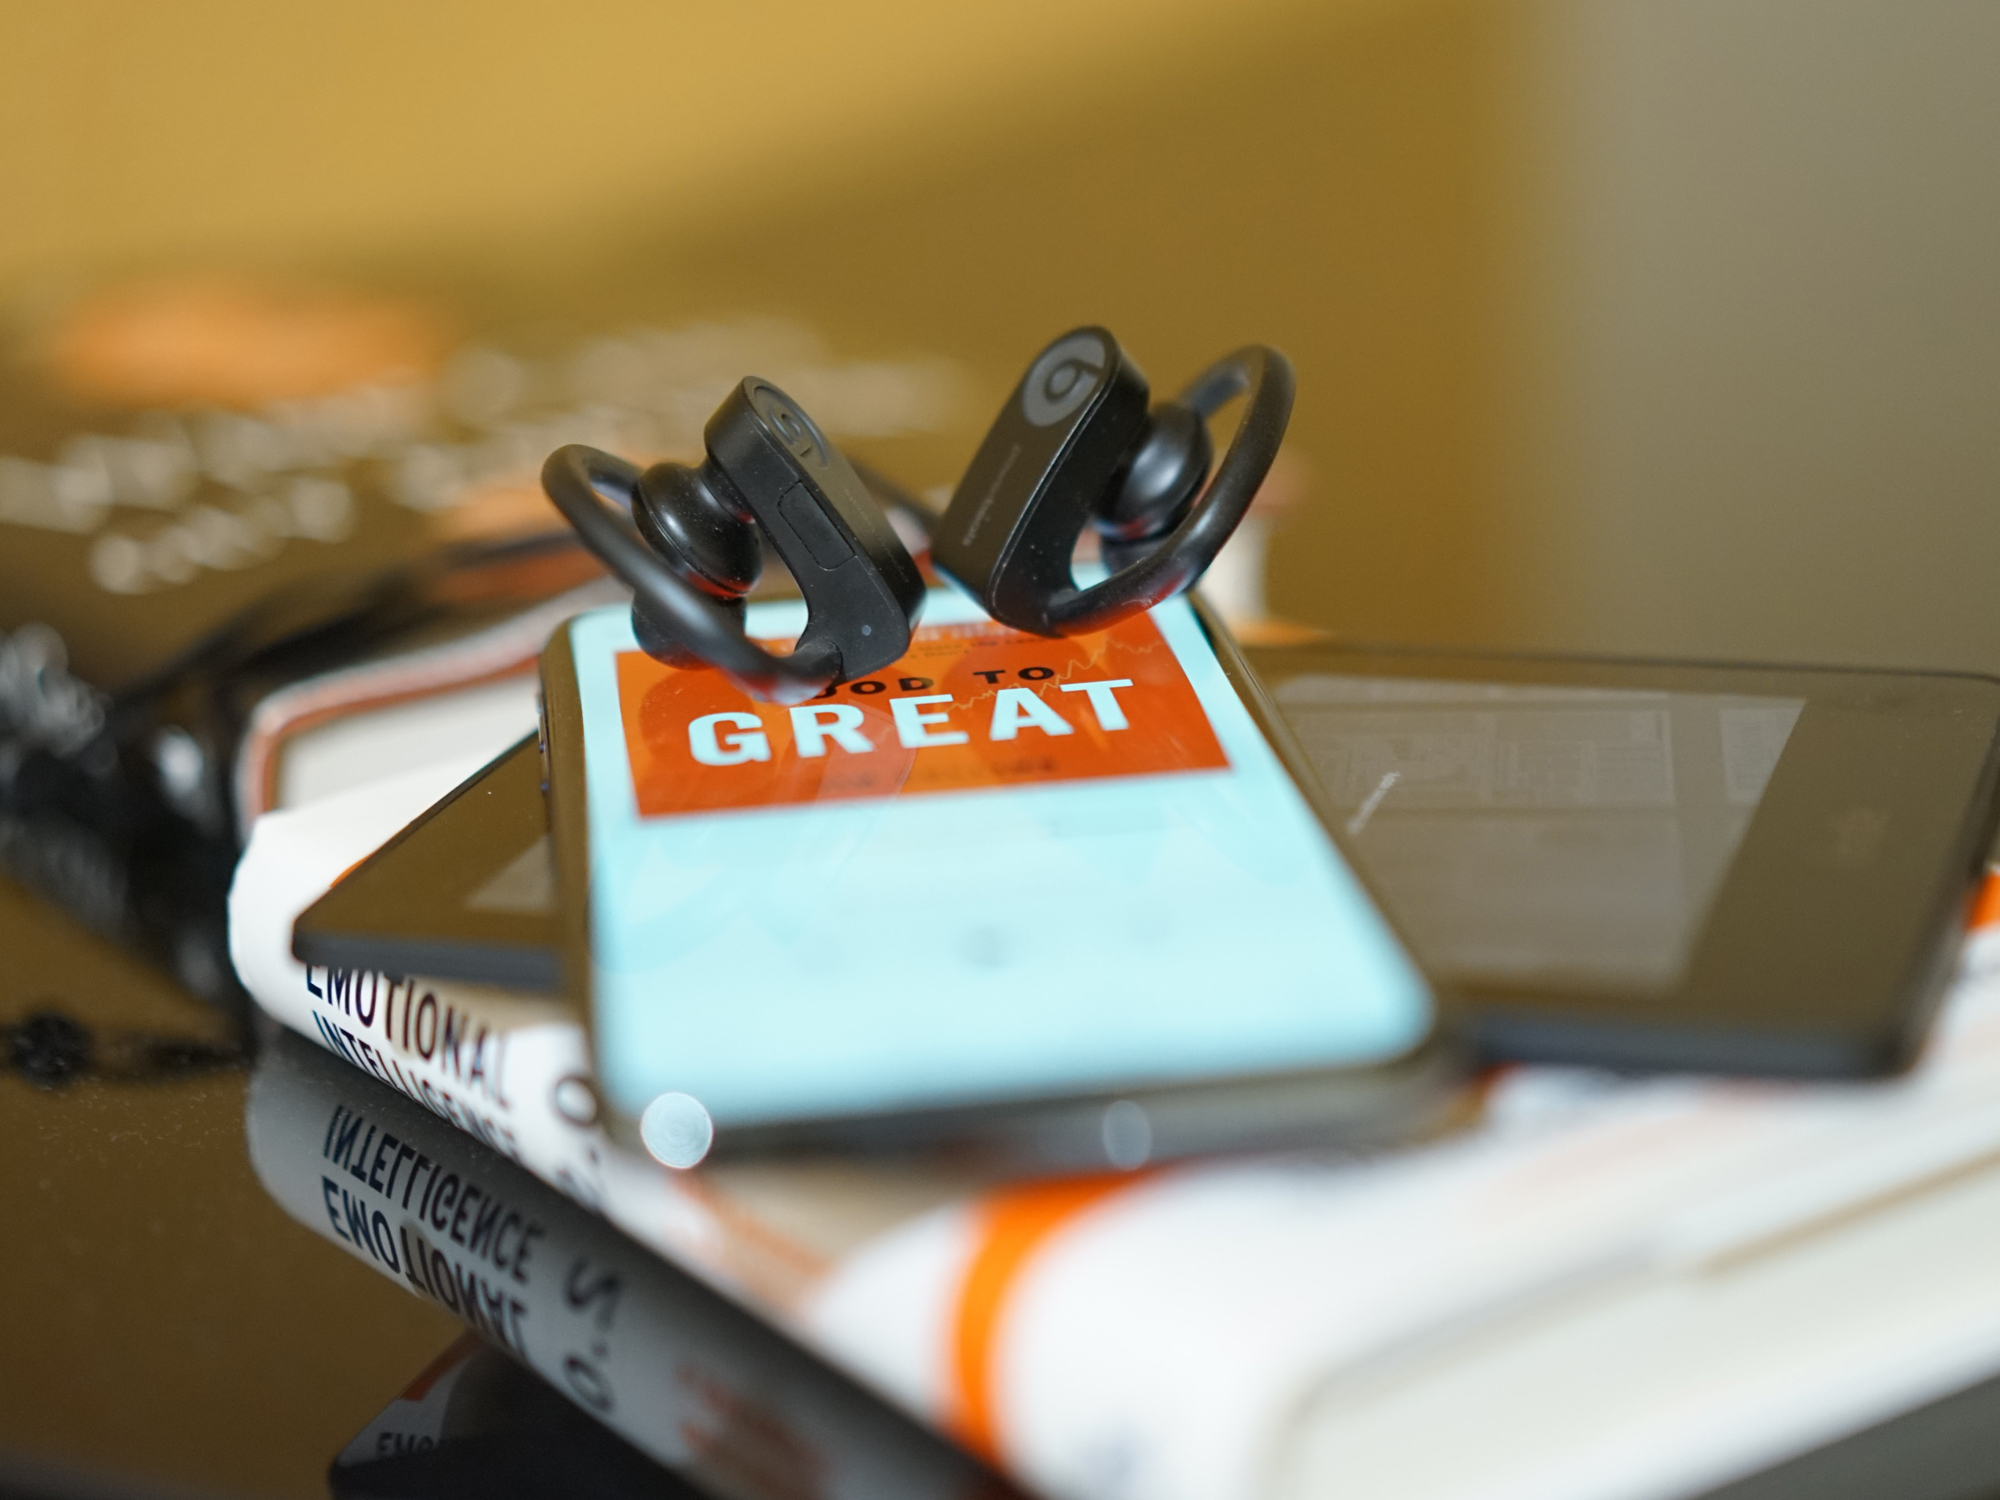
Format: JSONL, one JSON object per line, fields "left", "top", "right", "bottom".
{"left": 542, "top": 379, "right": 925, "bottom": 704}
{"left": 930, "top": 327, "right": 1294, "bottom": 636}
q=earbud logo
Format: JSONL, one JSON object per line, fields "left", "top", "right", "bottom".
{"left": 749, "top": 381, "right": 829, "bottom": 467}
{"left": 1021, "top": 333, "right": 1106, "bottom": 428}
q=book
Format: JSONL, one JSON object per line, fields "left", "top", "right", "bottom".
{"left": 230, "top": 748, "right": 2000, "bottom": 1500}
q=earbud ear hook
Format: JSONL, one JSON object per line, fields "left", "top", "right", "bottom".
{"left": 541, "top": 378, "right": 926, "bottom": 705}
{"left": 1048, "top": 345, "right": 1293, "bottom": 635}
{"left": 541, "top": 446, "right": 839, "bottom": 704}
{"left": 928, "top": 330, "right": 1295, "bottom": 639}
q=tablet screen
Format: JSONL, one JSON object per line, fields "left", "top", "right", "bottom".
{"left": 1271, "top": 675, "right": 1805, "bottom": 991}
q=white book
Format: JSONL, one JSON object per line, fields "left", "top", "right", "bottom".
{"left": 229, "top": 759, "right": 2000, "bottom": 1500}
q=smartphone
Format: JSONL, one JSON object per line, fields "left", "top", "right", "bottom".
{"left": 1227, "top": 633, "right": 2000, "bottom": 1077}
{"left": 291, "top": 731, "right": 558, "bottom": 991}
{"left": 539, "top": 588, "right": 1447, "bottom": 1171}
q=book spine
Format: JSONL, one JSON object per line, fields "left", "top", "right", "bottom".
{"left": 248, "top": 1033, "right": 996, "bottom": 1500}
{"left": 283, "top": 965, "right": 607, "bottom": 1209}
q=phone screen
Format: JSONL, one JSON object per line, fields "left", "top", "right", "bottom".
{"left": 561, "top": 589, "right": 1431, "bottom": 1130}
{"left": 1267, "top": 673, "right": 1807, "bottom": 993}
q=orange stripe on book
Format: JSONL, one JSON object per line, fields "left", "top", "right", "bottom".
{"left": 949, "top": 1173, "right": 1138, "bottom": 1463}
{"left": 1973, "top": 871, "right": 2000, "bottom": 931}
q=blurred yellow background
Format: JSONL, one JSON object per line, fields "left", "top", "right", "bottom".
{"left": 0, "top": 0, "right": 1382, "bottom": 285}
{"left": 4, "top": 0, "right": 1999, "bottom": 674}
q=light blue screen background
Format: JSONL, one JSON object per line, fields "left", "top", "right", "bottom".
{"left": 571, "top": 588, "right": 1432, "bottom": 1126}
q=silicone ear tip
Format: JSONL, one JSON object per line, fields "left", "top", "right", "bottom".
{"left": 633, "top": 462, "right": 762, "bottom": 601}
{"left": 1097, "top": 403, "right": 1213, "bottom": 542}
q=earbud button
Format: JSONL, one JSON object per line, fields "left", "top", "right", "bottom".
{"left": 777, "top": 485, "right": 854, "bottom": 569}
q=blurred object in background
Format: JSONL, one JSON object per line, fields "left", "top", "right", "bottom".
{"left": 0, "top": 268, "right": 972, "bottom": 1001}
{"left": 49, "top": 276, "right": 449, "bottom": 409}
{"left": 0, "top": 274, "right": 964, "bottom": 685}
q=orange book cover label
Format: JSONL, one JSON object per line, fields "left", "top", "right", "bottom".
{"left": 617, "top": 612, "right": 1229, "bottom": 818}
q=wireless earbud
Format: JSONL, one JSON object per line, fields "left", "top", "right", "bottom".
{"left": 542, "top": 379, "right": 925, "bottom": 704}
{"left": 930, "top": 328, "right": 1294, "bottom": 636}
